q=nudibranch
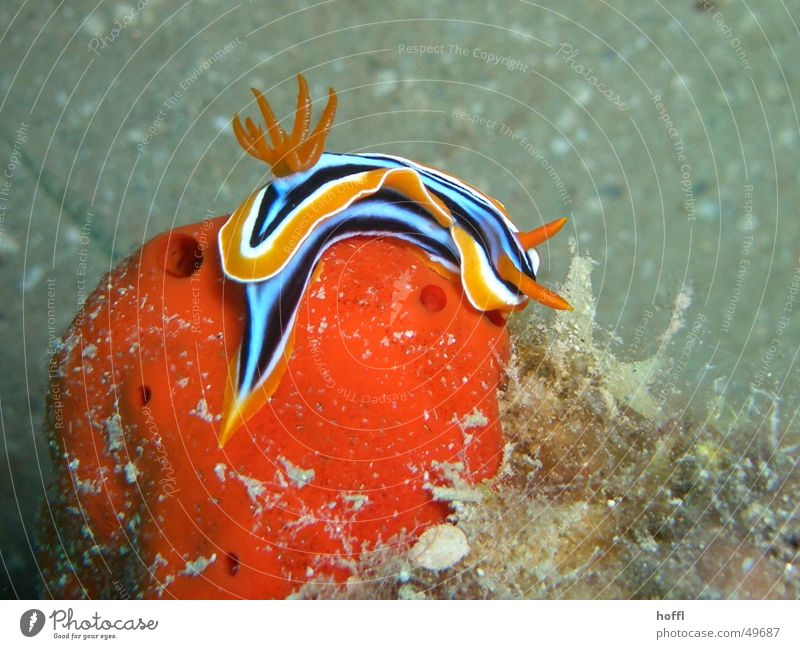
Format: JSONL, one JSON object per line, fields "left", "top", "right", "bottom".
{"left": 218, "top": 74, "right": 570, "bottom": 446}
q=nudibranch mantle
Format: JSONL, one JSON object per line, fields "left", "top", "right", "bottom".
{"left": 218, "top": 75, "right": 570, "bottom": 446}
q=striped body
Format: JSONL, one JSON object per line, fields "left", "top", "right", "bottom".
{"left": 218, "top": 153, "right": 542, "bottom": 432}
{"left": 217, "top": 76, "right": 569, "bottom": 445}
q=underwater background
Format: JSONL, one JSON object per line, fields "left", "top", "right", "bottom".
{"left": 0, "top": 0, "right": 797, "bottom": 598}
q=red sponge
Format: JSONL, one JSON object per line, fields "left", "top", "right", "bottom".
{"left": 42, "top": 216, "right": 509, "bottom": 598}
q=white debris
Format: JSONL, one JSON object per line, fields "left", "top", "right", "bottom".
{"left": 455, "top": 408, "right": 489, "bottom": 430}
{"left": 279, "top": 456, "right": 315, "bottom": 489}
{"left": 236, "top": 473, "right": 266, "bottom": 503}
{"left": 189, "top": 398, "right": 214, "bottom": 423}
{"left": 182, "top": 553, "right": 217, "bottom": 577}
{"left": 105, "top": 412, "right": 124, "bottom": 452}
{"left": 214, "top": 463, "right": 227, "bottom": 482}
{"left": 409, "top": 524, "right": 470, "bottom": 571}
{"left": 392, "top": 330, "right": 415, "bottom": 341}
{"left": 342, "top": 493, "right": 369, "bottom": 511}
{"left": 124, "top": 462, "right": 140, "bottom": 484}
{"left": 426, "top": 485, "right": 484, "bottom": 503}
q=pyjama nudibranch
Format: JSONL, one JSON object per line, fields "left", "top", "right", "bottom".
{"left": 217, "top": 74, "right": 571, "bottom": 446}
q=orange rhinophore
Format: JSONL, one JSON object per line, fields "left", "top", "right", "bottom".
{"left": 232, "top": 74, "right": 337, "bottom": 177}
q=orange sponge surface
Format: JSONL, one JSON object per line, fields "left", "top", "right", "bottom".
{"left": 42, "top": 216, "right": 509, "bottom": 598}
